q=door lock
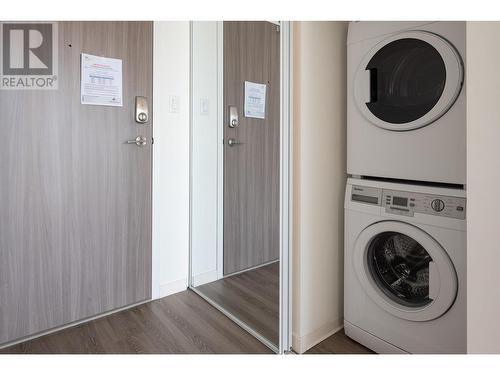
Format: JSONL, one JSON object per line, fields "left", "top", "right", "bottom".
{"left": 229, "top": 105, "right": 239, "bottom": 128}
{"left": 126, "top": 136, "right": 147, "bottom": 147}
{"left": 135, "top": 96, "right": 149, "bottom": 124}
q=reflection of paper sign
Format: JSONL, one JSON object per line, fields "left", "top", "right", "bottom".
{"left": 81, "top": 53, "right": 122, "bottom": 106}
{"left": 244, "top": 81, "right": 266, "bottom": 119}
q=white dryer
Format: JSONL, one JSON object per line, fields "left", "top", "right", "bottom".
{"left": 344, "top": 178, "right": 466, "bottom": 353}
{"left": 347, "top": 22, "right": 465, "bottom": 185}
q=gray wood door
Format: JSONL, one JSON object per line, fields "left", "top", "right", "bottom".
{"left": 223, "top": 22, "right": 280, "bottom": 275}
{"left": 0, "top": 21, "right": 152, "bottom": 345}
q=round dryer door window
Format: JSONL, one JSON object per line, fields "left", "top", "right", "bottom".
{"left": 353, "top": 31, "right": 464, "bottom": 131}
{"left": 353, "top": 221, "right": 458, "bottom": 321}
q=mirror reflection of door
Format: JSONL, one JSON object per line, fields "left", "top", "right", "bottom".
{"left": 191, "top": 21, "right": 280, "bottom": 350}
{"left": 223, "top": 21, "right": 280, "bottom": 275}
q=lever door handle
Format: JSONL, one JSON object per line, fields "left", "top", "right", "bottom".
{"left": 227, "top": 138, "right": 244, "bottom": 147}
{"left": 126, "top": 136, "right": 147, "bottom": 147}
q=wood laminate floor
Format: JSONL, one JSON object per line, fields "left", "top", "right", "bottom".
{"left": 306, "top": 329, "right": 373, "bottom": 354}
{"left": 1, "top": 265, "right": 371, "bottom": 355}
{"left": 0, "top": 290, "right": 272, "bottom": 354}
{"left": 196, "top": 262, "right": 279, "bottom": 346}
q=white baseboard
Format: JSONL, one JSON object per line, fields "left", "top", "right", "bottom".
{"left": 192, "top": 269, "right": 219, "bottom": 287}
{"left": 292, "top": 318, "right": 344, "bottom": 354}
{"left": 158, "top": 278, "right": 188, "bottom": 298}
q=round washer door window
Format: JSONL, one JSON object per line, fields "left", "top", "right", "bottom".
{"left": 368, "top": 231, "right": 432, "bottom": 308}
{"left": 353, "top": 31, "right": 463, "bottom": 131}
{"left": 353, "top": 221, "right": 458, "bottom": 321}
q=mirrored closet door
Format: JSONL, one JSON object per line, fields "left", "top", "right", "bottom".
{"left": 189, "top": 21, "right": 291, "bottom": 353}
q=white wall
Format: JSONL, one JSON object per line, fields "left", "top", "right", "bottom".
{"left": 190, "top": 22, "right": 220, "bottom": 286}
{"left": 466, "top": 21, "right": 500, "bottom": 354}
{"left": 292, "top": 21, "right": 348, "bottom": 353}
{"left": 152, "top": 22, "right": 191, "bottom": 298}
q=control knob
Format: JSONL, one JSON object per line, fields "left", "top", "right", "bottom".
{"left": 431, "top": 199, "right": 445, "bottom": 212}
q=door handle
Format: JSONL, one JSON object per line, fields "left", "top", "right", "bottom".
{"left": 126, "top": 136, "right": 147, "bottom": 147}
{"left": 428, "top": 261, "right": 439, "bottom": 300}
{"left": 368, "top": 68, "right": 378, "bottom": 103}
{"left": 227, "top": 138, "right": 244, "bottom": 147}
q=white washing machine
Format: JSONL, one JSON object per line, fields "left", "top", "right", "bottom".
{"left": 344, "top": 178, "right": 466, "bottom": 353}
{"left": 347, "top": 22, "right": 466, "bottom": 185}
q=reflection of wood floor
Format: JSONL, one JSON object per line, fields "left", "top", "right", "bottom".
{"left": 306, "top": 329, "right": 373, "bottom": 354}
{"left": 196, "top": 261, "right": 279, "bottom": 346}
{"left": 0, "top": 290, "right": 272, "bottom": 354}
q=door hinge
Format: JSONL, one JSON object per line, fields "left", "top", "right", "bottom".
{"left": 151, "top": 137, "right": 154, "bottom": 145}
{"left": 276, "top": 25, "right": 280, "bottom": 33}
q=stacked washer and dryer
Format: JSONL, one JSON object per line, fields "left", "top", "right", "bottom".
{"left": 344, "top": 22, "right": 467, "bottom": 353}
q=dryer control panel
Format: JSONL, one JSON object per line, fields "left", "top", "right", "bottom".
{"left": 382, "top": 189, "right": 466, "bottom": 219}
{"left": 350, "top": 185, "right": 466, "bottom": 220}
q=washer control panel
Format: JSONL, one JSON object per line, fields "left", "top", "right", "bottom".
{"left": 382, "top": 189, "right": 466, "bottom": 219}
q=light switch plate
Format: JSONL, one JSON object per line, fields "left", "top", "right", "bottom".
{"left": 169, "top": 95, "right": 180, "bottom": 113}
{"left": 200, "top": 98, "right": 209, "bottom": 115}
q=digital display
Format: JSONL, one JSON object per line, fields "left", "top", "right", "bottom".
{"left": 392, "top": 196, "right": 408, "bottom": 207}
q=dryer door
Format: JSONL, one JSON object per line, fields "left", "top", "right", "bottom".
{"left": 354, "top": 31, "right": 463, "bottom": 131}
{"left": 353, "top": 221, "right": 458, "bottom": 321}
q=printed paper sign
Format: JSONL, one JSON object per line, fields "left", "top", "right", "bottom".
{"left": 81, "top": 53, "right": 122, "bottom": 106}
{"left": 244, "top": 81, "right": 266, "bottom": 119}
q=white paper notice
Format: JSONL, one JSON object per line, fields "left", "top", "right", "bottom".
{"left": 244, "top": 81, "right": 266, "bottom": 119}
{"left": 81, "top": 53, "right": 123, "bottom": 107}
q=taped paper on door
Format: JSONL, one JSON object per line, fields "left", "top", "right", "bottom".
{"left": 244, "top": 81, "right": 266, "bottom": 119}
{"left": 81, "top": 53, "right": 123, "bottom": 107}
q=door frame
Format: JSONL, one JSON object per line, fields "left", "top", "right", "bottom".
{"left": 188, "top": 21, "right": 293, "bottom": 354}
{"left": 279, "top": 21, "right": 293, "bottom": 354}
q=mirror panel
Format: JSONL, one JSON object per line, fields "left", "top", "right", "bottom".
{"left": 190, "top": 21, "right": 280, "bottom": 352}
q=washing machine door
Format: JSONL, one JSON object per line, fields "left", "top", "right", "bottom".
{"left": 353, "top": 221, "right": 458, "bottom": 321}
{"left": 353, "top": 31, "right": 463, "bottom": 131}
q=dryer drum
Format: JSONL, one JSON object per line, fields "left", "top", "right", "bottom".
{"left": 368, "top": 231, "right": 432, "bottom": 308}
